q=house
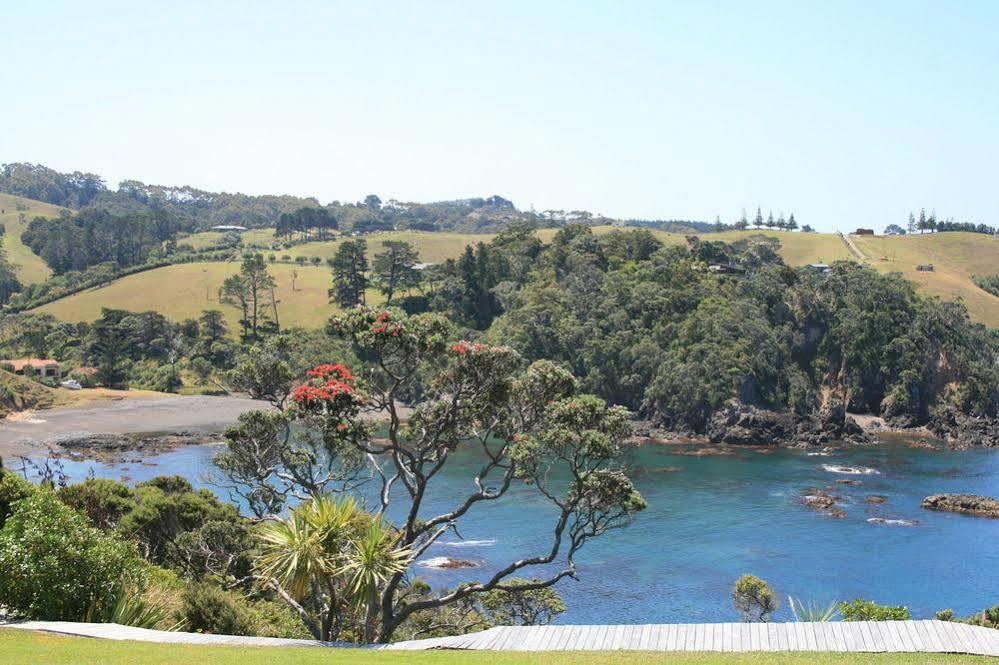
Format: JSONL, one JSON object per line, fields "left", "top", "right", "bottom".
{"left": 854, "top": 228, "right": 875, "bottom": 235}
{"left": 210, "top": 225, "right": 248, "bottom": 232}
{"left": 3, "top": 358, "right": 62, "bottom": 380}
{"left": 807, "top": 263, "right": 831, "bottom": 274}
{"left": 707, "top": 263, "right": 746, "bottom": 275}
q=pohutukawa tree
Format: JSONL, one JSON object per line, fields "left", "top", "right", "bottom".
{"left": 217, "top": 306, "right": 645, "bottom": 642}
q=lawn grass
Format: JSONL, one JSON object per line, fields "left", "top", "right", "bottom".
{"left": 0, "top": 630, "right": 987, "bottom": 665}
{"left": 0, "top": 193, "right": 69, "bottom": 284}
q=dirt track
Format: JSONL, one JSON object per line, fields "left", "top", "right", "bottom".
{"left": 0, "top": 395, "right": 270, "bottom": 458}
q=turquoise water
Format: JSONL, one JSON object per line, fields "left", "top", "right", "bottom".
{"left": 30, "top": 440, "right": 999, "bottom": 623}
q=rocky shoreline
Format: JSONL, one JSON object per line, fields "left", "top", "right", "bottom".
{"left": 50, "top": 431, "right": 222, "bottom": 463}
{"left": 633, "top": 401, "right": 998, "bottom": 450}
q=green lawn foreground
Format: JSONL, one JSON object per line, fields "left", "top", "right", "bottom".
{"left": 0, "top": 630, "right": 991, "bottom": 665}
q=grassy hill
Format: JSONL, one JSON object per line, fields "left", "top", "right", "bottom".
{"left": 29, "top": 221, "right": 999, "bottom": 329}
{"left": 852, "top": 231, "right": 999, "bottom": 327}
{"left": 0, "top": 193, "right": 68, "bottom": 284}
{"left": 35, "top": 262, "right": 370, "bottom": 330}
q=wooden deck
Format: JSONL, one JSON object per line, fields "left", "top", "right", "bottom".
{"left": 385, "top": 621, "right": 999, "bottom": 655}
{"left": 4, "top": 619, "right": 998, "bottom": 655}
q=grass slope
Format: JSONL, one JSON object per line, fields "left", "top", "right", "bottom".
{"left": 35, "top": 262, "right": 366, "bottom": 330}
{"left": 851, "top": 232, "right": 999, "bottom": 327}
{"left": 0, "top": 193, "right": 68, "bottom": 284}
{"left": 0, "top": 631, "right": 986, "bottom": 665}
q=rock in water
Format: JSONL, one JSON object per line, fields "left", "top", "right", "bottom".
{"left": 921, "top": 493, "right": 999, "bottom": 518}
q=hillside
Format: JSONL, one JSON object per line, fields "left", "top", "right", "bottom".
{"left": 0, "top": 193, "right": 68, "bottom": 284}
{"left": 851, "top": 231, "right": 999, "bottom": 327}
{"left": 32, "top": 227, "right": 999, "bottom": 328}
{"left": 35, "top": 262, "right": 368, "bottom": 330}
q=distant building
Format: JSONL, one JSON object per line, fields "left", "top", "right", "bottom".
{"left": 854, "top": 228, "right": 875, "bottom": 235}
{"left": 707, "top": 263, "right": 746, "bottom": 275}
{"left": 413, "top": 262, "right": 437, "bottom": 271}
{"left": 916, "top": 264, "right": 935, "bottom": 272}
{"left": 807, "top": 263, "right": 831, "bottom": 274}
{"left": 210, "top": 225, "right": 248, "bottom": 232}
{"left": 2, "top": 358, "right": 61, "bottom": 380}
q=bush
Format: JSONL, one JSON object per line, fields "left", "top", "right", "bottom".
{"left": 180, "top": 584, "right": 257, "bottom": 636}
{"left": 733, "top": 574, "right": 779, "bottom": 622}
{"left": 838, "top": 599, "right": 911, "bottom": 621}
{"left": 0, "top": 491, "right": 146, "bottom": 620}
{"left": 57, "top": 478, "right": 135, "bottom": 530}
{"left": 0, "top": 465, "right": 36, "bottom": 528}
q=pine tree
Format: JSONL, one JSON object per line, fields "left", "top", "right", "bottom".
{"left": 736, "top": 209, "right": 749, "bottom": 230}
{"left": 777, "top": 214, "right": 787, "bottom": 231}
{"left": 754, "top": 207, "right": 763, "bottom": 228}
{"left": 786, "top": 213, "right": 798, "bottom": 231}
{"left": 329, "top": 239, "right": 369, "bottom": 307}
{"left": 908, "top": 212, "right": 917, "bottom": 234}
{"left": 765, "top": 212, "right": 775, "bottom": 229}
{"left": 713, "top": 215, "right": 724, "bottom": 232}
{"left": 918, "top": 208, "right": 927, "bottom": 234}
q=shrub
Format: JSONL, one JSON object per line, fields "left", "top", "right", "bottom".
{"left": 57, "top": 478, "right": 135, "bottom": 530}
{"left": 733, "top": 574, "right": 779, "bottom": 622}
{"left": 180, "top": 584, "right": 257, "bottom": 636}
{"left": 0, "top": 465, "right": 36, "bottom": 528}
{"left": 838, "top": 599, "right": 911, "bottom": 621}
{"left": 0, "top": 491, "right": 145, "bottom": 620}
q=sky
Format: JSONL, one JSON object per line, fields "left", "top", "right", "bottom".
{"left": 1, "top": 1, "right": 997, "bottom": 232}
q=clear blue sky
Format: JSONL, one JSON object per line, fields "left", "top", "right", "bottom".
{"left": 2, "top": 1, "right": 997, "bottom": 231}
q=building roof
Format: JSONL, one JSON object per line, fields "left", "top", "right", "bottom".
{"left": 3, "top": 358, "right": 60, "bottom": 371}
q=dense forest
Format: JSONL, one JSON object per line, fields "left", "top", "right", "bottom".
{"left": 414, "top": 227, "right": 998, "bottom": 441}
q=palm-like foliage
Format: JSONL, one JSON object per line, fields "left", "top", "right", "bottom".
{"left": 254, "top": 495, "right": 411, "bottom": 642}
{"left": 789, "top": 596, "right": 841, "bottom": 622}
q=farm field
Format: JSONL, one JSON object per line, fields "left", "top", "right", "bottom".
{"left": 0, "top": 193, "right": 68, "bottom": 284}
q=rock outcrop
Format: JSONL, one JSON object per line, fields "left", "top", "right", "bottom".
{"left": 927, "top": 408, "right": 999, "bottom": 448}
{"left": 921, "top": 493, "right": 999, "bottom": 518}
{"left": 706, "top": 401, "right": 872, "bottom": 447}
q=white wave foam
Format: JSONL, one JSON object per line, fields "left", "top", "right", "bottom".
{"left": 867, "top": 517, "right": 917, "bottom": 526}
{"left": 822, "top": 464, "right": 880, "bottom": 475}
{"left": 440, "top": 539, "right": 496, "bottom": 548}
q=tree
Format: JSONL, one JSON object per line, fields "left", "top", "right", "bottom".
{"left": 364, "top": 194, "right": 382, "bottom": 210}
{"left": 480, "top": 577, "right": 567, "bottom": 626}
{"left": 765, "top": 212, "right": 775, "bottom": 229}
{"left": 255, "top": 495, "right": 410, "bottom": 642}
{"left": 786, "top": 213, "right": 798, "bottom": 231}
{"left": 329, "top": 239, "right": 369, "bottom": 307}
{"left": 221, "top": 254, "right": 277, "bottom": 342}
{"left": 753, "top": 207, "right": 763, "bottom": 228}
{"left": 713, "top": 215, "right": 724, "bottom": 232}
{"left": 908, "top": 212, "right": 917, "bottom": 234}
{"left": 219, "top": 307, "right": 645, "bottom": 642}
{"left": 87, "top": 308, "right": 137, "bottom": 389}
{"left": 918, "top": 208, "right": 928, "bottom": 233}
{"left": 0, "top": 238, "right": 21, "bottom": 306}
{"left": 735, "top": 210, "right": 749, "bottom": 230}
{"left": 732, "top": 574, "right": 778, "bottom": 622}
{"left": 372, "top": 240, "right": 421, "bottom": 303}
